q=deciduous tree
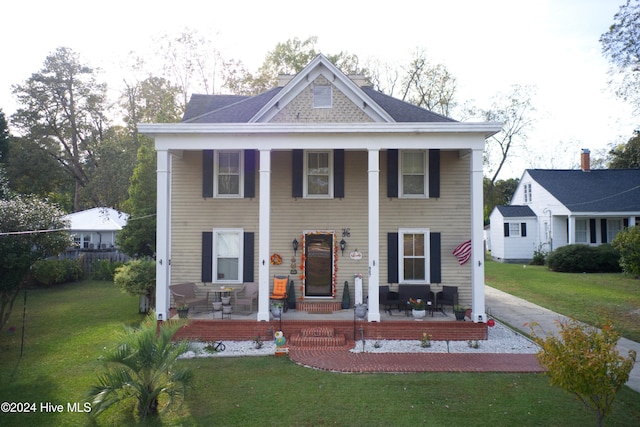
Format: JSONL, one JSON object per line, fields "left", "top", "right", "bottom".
{"left": 608, "top": 130, "right": 640, "bottom": 169}
{"left": 529, "top": 319, "right": 636, "bottom": 427}
{"left": 600, "top": 0, "right": 640, "bottom": 111}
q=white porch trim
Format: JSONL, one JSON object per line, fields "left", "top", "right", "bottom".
{"left": 156, "top": 149, "right": 171, "bottom": 321}
{"left": 257, "top": 149, "right": 271, "bottom": 321}
{"left": 470, "top": 148, "right": 487, "bottom": 323}
{"left": 367, "top": 149, "right": 381, "bottom": 322}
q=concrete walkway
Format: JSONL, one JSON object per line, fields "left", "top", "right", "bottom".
{"left": 485, "top": 286, "right": 640, "bottom": 393}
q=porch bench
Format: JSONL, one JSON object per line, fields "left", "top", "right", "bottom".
{"left": 170, "top": 282, "right": 209, "bottom": 311}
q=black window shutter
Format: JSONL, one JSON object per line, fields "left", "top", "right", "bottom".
{"left": 387, "top": 232, "right": 398, "bottom": 283}
{"left": 334, "top": 149, "right": 345, "bottom": 198}
{"left": 387, "top": 149, "right": 398, "bottom": 198}
{"left": 601, "top": 219, "right": 607, "bottom": 243}
{"left": 590, "top": 219, "right": 597, "bottom": 243}
{"left": 203, "top": 150, "right": 214, "bottom": 198}
{"left": 504, "top": 223, "right": 510, "bottom": 237}
{"left": 624, "top": 218, "right": 629, "bottom": 228}
{"left": 243, "top": 232, "right": 254, "bottom": 282}
{"left": 430, "top": 232, "right": 441, "bottom": 283}
{"left": 244, "top": 150, "right": 255, "bottom": 198}
{"left": 521, "top": 223, "right": 527, "bottom": 237}
{"left": 292, "top": 149, "right": 303, "bottom": 198}
{"left": 429, "top": 149, "right": 440, "bottom": 198}
{"left": 202, "top": 231, "right": 213, "bottom": 282}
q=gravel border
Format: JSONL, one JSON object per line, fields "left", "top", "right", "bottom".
{"left": 180, "top": 320, "right": 539, "bottom": 358}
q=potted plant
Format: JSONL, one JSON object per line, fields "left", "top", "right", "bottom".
{"left": 271, "top": 302, "right": 283, "bottom": 319}
{"left": 342, "top": 281, "right": 351, "bottom": 309}
{"left": 409, "top": 298, "right": 426, "bottom": 319}
{"left": 176, "top": 304, "right": 189, "bottom": 319}
{"left": 253, "top": 335, "right": 263, "bottom": 349}
{"left": 354, "top": 303, "right": 367, "bottom": 319}
{"left": 454, "top": 305, "right": 467, "bottom": 321}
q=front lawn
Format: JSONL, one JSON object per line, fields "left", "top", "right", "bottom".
{"left": 485, "top": 260, "right": 640, "bottom": 342}
{"left": 0, "top": 280, "right": 639, "bottom": 426}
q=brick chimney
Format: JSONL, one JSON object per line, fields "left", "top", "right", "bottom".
{"left": 581, "top": 148, "right": 591, "bottom": 172}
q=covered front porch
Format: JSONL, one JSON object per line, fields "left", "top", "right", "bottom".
{"left": 170, "top": 305, "right": 488, "bottom": 344}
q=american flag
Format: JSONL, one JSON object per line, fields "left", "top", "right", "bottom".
{"left": 452, "top": 240, "right": 472, "bottom": 265}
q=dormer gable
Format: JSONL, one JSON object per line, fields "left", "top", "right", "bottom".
{"left": 250, "top": 54, "right": 395, "bottom": 123}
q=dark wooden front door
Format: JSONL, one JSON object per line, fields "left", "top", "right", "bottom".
{"left": 304, "top": 233, "right": 333, "bottom": 297}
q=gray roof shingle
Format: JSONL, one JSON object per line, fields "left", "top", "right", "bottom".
{"left": 496, "top": 205, "right": 536, "bottom": 217}
{"left": 527, "top": 169, "right": 640, "bottom": 212}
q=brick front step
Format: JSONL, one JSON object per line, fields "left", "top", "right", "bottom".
{"left": 296, "top": 301, "right": 342, "bottom": 312}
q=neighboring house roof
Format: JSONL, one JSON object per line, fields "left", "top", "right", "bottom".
{"left": 527, "top": 169, "right": 640, "bottom": 212}
{"left": 182, "top": 54, "right": 457, "bottom": 125}
{"left": 62, "top": 207, "right": 128, "bottom": 231}
{"left": 495, "top": 205, "right": 536, "bottom": 217}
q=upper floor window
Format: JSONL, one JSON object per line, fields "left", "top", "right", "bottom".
{"left": 312, "top": 85, "right": 332, "bottom": 108}
{"left": 523, "top": 183, "right": 532, "bottom": 203}
{"left": 213, "top": 229, "right": 243, "bottom": 283}
{"left": 304, "top": 151, "right": 333, "bottom": 198}
{"left": 399, "top": 228, "right": 430, "bottom": 283}
{"left": 400, "top": 151, "right": 427, "bottom": 198}
{"left": 215, "top": 150, "right": 243, "bottom": 197}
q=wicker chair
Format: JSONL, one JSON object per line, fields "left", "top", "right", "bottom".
{"left": 169, "top": 283, "right": 209, "bottom": 311}
{"left": 235, "top": 282, "right": 258, "bottom": 313}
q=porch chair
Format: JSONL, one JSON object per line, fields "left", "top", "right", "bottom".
{"left": 379, "top": 285, "right": 400, "bottom": 315}
{"left": 235, "top": 282, "right": 258, "bottom": 313}
{"left": 269, "top": 275, "right": 289, "bottom": 312}
{"left": 435, "top": 285, "right": 459, "bottom": 314}
{"left": 169, "top": 282, "right": 209, "bottom": 311}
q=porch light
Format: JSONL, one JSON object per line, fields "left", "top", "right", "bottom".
{"left": 340, "top": 238, "right": 346, "bottom": 256}
{"left": 292, "top": 238, "right": 299, "bottom": 255}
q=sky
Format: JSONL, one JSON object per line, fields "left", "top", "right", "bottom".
{"left": 1, "top": 0, "right": 636, "bottom": 179}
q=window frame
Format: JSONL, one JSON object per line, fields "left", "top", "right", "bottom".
{"left": 212, "top": 228, "right": 244, "bottom": 284}
{"left": 214, "top": 150, "right": 244, "bottom": 198}
{"left": 399, "top": 150, "right": 428, "bottom": 198}
{"left": 398, "top": 228, "right": 431, "bottom": 284}
{"left": 575, "top": 219, "right": 588, "bottom": 243}
{"left": 303, "top": 150, "right": 333, "bottom": 198}
{"left": 508, "top": 223, "right": 521, "bottom": 237}
{"left": 607, "top": 219, "right": 623, "bottom": 243}
{"left": 523, "top": 183, "right": 532, "bottom": 203}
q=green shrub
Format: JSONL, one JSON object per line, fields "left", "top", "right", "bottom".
{"left": 114, "top": 258, "right": 156, "bottom": 310}
{"left": 613, "top": 226, "right": 640, "bottom": 277}
{"left": 31, "top": 259, "right": 83, "bottom": 286}
{"left": 91, "top": 259, "right": 125, "bottom": 281}
{"left": 531, "top": 249, "right": 547, "bottom": 266}
{"left": 547, "top": 244, "right": 621, "bottom": 273}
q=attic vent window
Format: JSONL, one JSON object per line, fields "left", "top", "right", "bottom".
{"left": 312, "top": 85, "right": 332, "bottom": 108}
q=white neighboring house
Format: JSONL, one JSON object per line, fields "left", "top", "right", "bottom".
{"left": 490, "top": 149, "right": 640, "bottom": 263}
{"left": 62, "top": 207, "right": 129, "bottom": 250}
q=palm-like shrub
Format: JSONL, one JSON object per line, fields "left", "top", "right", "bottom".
{"left": 88, "top": 312, "right": 192, "bottom": 419}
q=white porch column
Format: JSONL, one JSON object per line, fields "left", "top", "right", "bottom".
{"left": 367, "top": 149, "right": 381, "bottom": 322}
{"left": 257, "top": 149, "right": 271, "bottom": 321}
{"left": 470, "top": 148, "right": 486, "bottom": 323}
{"left": 568, "top": 215, "right": 575, "bottom": 244}
{"left": 630, "top": 216, "right": 637, "bottom": 227}
{"left": 155, "top": 149, "right": 171, "bottom": 321}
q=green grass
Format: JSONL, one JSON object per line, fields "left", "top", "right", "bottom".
{"left": 485, "top": 260, "right": 640, "bottom": 342}
{"left": 1, "top": 279, "right": 639, "bottom": 426}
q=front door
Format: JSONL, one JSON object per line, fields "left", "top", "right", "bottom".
{"left": 304, "top": 232, "right": 334, "bottom": 297}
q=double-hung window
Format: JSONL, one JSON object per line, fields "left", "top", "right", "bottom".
{"left": 575, "top": 219, "right": 588, "bottom": 243}
{"left": 399, "top": 228, "right": 430, "bottom": 283}
{"left": 509, "top": 223, "right": 521, "bottom": 237}
{"left": 304, "top": 151, "right": 333, "bottom": 198}
{"left": 607, "top": 219, "right": 623, "bottom": 243}
{"left": 523, "top": 183, "right": 532, "bottom": 203}
{"left": 213, "top": 229, "right": 243, "bottom": 283}
{"left": 215, "top": 150, "right": 243, "bottom": 197}
{"left": 400, "top": 151, "right": 427, "bottom": 197}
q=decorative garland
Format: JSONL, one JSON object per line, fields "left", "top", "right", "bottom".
{"left": 270, "top": 253, "right": 283, "bottom": 265}
{"left": 298, "top": 232, "right": 339, "bottom": 299}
